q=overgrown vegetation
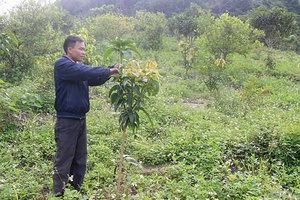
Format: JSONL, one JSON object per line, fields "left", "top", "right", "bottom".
{"left": 0, "top": 0, "right": 299, "bottom": 199}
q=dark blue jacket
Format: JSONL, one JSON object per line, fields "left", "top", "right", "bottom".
{"left": 54, "top": 56, "right": 111, "bottom": 119}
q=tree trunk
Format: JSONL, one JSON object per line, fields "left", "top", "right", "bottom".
{"left": 116, "top": 127, "right": 127, "bottom": 197}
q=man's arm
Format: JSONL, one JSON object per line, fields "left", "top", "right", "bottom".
{"left": 88, "top": 66, "right": 120, "bottom": 86}
{"left": 55, "top": 58, "right": 111, "bottom": 82}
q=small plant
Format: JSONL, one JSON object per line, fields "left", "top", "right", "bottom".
{"left": 240, "top": 75, "right": 271, "bottom": 108}
{"left": 201, "top": 55, "right": 226, "bottom": 92}
{"left": 178, "top": 41, "right": 197, "bottom": 73}
{"left": 109, "top": 60, "right": 161, "bottom": 196}
{"left": 265, "top": 53, "right": 276, "bottom": 70}
{"left": 0, "top": 79, "right": 18, "bottom": 127}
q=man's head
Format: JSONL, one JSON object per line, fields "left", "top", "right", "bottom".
{"left": 63, "top": 35, "right": 85, "bottom": 62}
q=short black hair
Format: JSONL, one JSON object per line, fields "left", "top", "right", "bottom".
{"left": 63, "top": 35, "right": 84, "bottom": 54}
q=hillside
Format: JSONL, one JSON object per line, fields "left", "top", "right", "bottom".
{"left": 1, "top": 39, "right": 300, "bottom": 199}
{"left": 58, "top": 0, "right": 300, "bottom": 17}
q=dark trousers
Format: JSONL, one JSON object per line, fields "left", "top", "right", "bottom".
{"left": 52, "top": 117, "right": 87, "bottom": 194}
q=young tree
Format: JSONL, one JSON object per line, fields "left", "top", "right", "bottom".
{"left": 2, "top": 0, "right": 69, "bottom": 81}
{"left": 135, "top": 11, "right": 168, "bottom": 50}
{"left": 168, "top": 3, "right": 214, "bottom": 43}
{"left": 6, "top": 1, "right": 68, "bottom": 56}
{"left": 109, "top": 60, "right": 161, "bottom": 197}
{"left": 178, "top": 41, "right": 197, "bottom": 73}
{"left": 87, "top": 13, "right": 134, "bottom": 42}
{"left": 248, "top": 6, "right": 298, "bottom": 49}
{"left": 203, "top": 13, "right": 252, "bottom": 60}
{"left": 0, "top": 32, "right": 19, "bottom": 69}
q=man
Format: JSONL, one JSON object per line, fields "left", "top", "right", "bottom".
{"left": 52, "top": 35, "right": 119, "bottom": 195}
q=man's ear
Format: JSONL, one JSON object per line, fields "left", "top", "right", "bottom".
{"left": 67, "top": 46, "right": 73, "bottom": 54}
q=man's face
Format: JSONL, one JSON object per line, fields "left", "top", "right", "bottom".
{"left": 67, "top": 41, "right": 85, "bottom": 62}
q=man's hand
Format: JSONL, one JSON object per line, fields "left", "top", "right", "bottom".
{"left": 109, "top": 67, "right": 120, "bottom": 75}
{"left": 113, "top": 63, "right": 121, "bottom": 69}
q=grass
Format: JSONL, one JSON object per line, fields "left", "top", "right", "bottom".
{"left": 0, "top": 42, "right": 299, "bottom": 199}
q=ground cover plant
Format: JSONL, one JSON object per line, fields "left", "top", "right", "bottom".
{"left": 1, "top": 42, "right": 299, "bottom": 200}
{"left": 0, "top": 1, "right": 300, "bottom": 200}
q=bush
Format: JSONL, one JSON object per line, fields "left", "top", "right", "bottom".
{"left": 0, "top": 79, "right": 19, "bottom": 132}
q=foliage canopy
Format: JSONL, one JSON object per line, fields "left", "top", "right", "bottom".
{"left": 249, "top": 6, "right": 299, "bottom": 48}
{"left": 204, "top": 13, "right": 252, "bottom": 60}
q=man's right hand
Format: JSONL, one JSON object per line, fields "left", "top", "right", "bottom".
{"left": 109, "top": 68, "right": 120, "bottom": 75}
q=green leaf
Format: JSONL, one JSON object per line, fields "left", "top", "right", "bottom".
{"left": 137, "top": 106, "right": 154, "bottom": 127}
{"left": 110, "top": 92, "right": 119, "bottom": 104}
{"left": 114, "top": 96, "right": 125, "bottom": 111}
{"left": 127, "top": 92, "right": 133, "bottom": 109}
{"left": 125, "top": 44, "right": 142, "bottom": 58}
{"left": 128, "top": 111, "right": 135, "bottom": 124}
{"left": 109, "top": 84, "right": 120, "bottom": 97}
{"left": 8, "top": 106, "right": 18, "bottom": 112}
{"left": 148, "top": 79, "right": 160, "bottom": 96}
{"left": 103, "top": 48, "right": 117, "bottom": 61}
{"left": 119, "top": 113, "right": 129, "bottom": 131}
{"left": 7, "top": 32, "right": 19, "bottom": 46}
{"left": 133, "top": 86, "right": 141, "bottom": 97}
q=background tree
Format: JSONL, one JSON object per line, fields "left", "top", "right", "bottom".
{"left": 135, "top": 0, "right": 191, "bottom": 17}
{"left": 281, "top": 0, "right": 300, "bottom": 21}
{"left": 248, "top": 6, "right": 299, "bottom": 49}
{"left": 0, "top": 31, "right": 19, "bottom": 128}
{"left": 134, "top": 11, "right": 168, "bottom": 50}
{"left": 168, "top": 3, "right": 211, "bottom": 43}
{"left": 208, "top": 0, "right": 254, "bottom": 16}
{"left": 2, "top": 0, "right": 69, "bottom": 82}
{"left": 0, "top": 32, "right": 19, "bottom": 80}
{"left": 70, "top": 27, "right": 103, "bottom": 66}
{"left": 57, "top": 0, "right": 300, "bottom": 23}
{"left": 89, "top": 4, "right": 114, "bottom": 16}
{"left": 203, "top": 13, "right": 252, "bottom": 60}
{"left": 7, "top": 1, "right": 68, "bottom": 56}
{"left": 194, "top": 6, "right": 215, "bottom": 38}
{"left": 87, "top": 13, "right": 134, "bottom": 42}
{"left": 60, "top": 0, "right": 99, "bottom": 15}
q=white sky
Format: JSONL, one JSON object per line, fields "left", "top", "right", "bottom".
{"left": 0, "top": 0, "right": 22, "bottom": 14}
{"left": 0, "top": 0, "right": 55, "bottom": 15}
